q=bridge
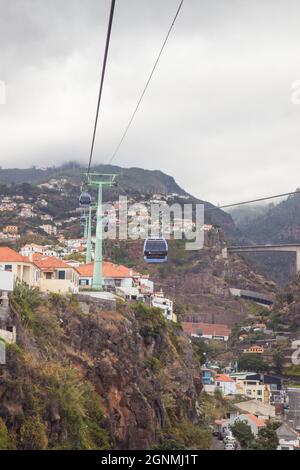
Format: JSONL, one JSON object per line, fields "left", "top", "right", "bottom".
{"left": 222, "top": 244, "right": 300, "bottom": 272}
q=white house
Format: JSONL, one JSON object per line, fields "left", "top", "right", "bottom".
{"left": 214, "top": 412, "right": 266, "bottom": 437}
{"left": 20, "top": 244, "right": 58, "bottom": 258}
{"left": 215, "top": 374, "right": 237, "bottom": 396}
{"left": 276, "top": 423, "right": 300, "bottom": 450}
{"left": 151, "top": 291, "right": 176, "bottom": 322}
{"left": 116, "top": 286, "right": 144, "bottom": 301}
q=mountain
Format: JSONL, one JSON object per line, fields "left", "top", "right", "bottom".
{"left": 0, "top": 163, "right": 239, "bottom": 238}
{"left": 228, "top": 203, "right": 274, "bottom": 230}
{"left": 229, "top": 191, "right": 300, "bottom": 286}
{"left": 104, "top": 230, "right": 277, "bottom": 327}
{"left": 234, "top": 191, "right": 300, "bottom": 245}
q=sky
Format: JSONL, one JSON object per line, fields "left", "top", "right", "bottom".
{"left": 1, "top": 0, "right": 300, "bottom": 204}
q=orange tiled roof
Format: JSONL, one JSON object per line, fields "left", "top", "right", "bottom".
{"left": 32, "top": 255, "right": 71, "bottom": 270}
{"left": 182, "top": 322, "right": 231, "bottom": 337}
{"left": 77, "top": 261, "right": 133, "bottom": 279}
{"left": 215, "top": 374, "right": 235, "bottom": 383}
{"left": 244, "top": 414, "right": 266, "bottom": 427}
{"left": 0, "top": 247, "right": 29, "bottom": 263}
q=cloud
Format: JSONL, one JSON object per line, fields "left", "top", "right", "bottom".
{"left": 0, "top": 0, "right": 300, "bottom": 204}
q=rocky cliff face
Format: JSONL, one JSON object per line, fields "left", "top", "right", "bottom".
{"left": 105, "top": 232, "right": 276, "bottom": 327}
{"left": 0, "top": 288, "right": 204, "bottom": 450}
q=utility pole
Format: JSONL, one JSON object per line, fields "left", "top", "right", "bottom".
{"left": 85, "top": 173, "right": 117, "bottom": 290}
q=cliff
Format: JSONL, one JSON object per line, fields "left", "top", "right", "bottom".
{"left": 0, "top": 285, "right": 208, "bottom": 450}
{"left": 105, "top": 231, "right": 276, "bottom": 327}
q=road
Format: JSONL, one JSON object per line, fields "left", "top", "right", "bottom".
{"left": 285, "top": 388, "right": 300, "bottom": 430}
{"left": 211, "top": 436, "right": 224, "bottom": 450}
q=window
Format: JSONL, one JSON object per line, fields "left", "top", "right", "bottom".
{"left": 58, "top": 271, "right": 66, "bottom": 280}
{"left": 46, "top": 272, "right": 52, "bottom": 280}
{"left": 4, "top": 265, "right": 12, "bottom": 271}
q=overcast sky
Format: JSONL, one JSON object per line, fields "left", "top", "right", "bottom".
{"left": 0, "top": 0, "right": 300, "bottom": 204}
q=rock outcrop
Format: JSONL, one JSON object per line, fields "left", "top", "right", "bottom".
{"left": 0, "top": 290, "right": 204, "bottom": 450}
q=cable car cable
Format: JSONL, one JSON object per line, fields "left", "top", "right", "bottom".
{"left": 87, "top": 0, "right": 116, "bottom": 176}
{"left": 107, "top": 0, "right": 184, "bottom": 165}
{"left": 205, "top": 189, "right": 300, "bottom": 212}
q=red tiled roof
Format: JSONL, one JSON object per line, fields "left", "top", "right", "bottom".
{"left": 182, "top": 322, "right": 231, "bottom": 337}
{"left": 214, "top": 419, "right": 228, "bottom": 425}
{"left": 76, "top": 261, "right": 133, "bottom": 279}
{"left": 32, "top": 255, "right": 71, "bottom": 270}
{"left": 244, "top": 414, "right": 266, "bottom": 427}
{"left": 0, "top": 247, "right": 29, "bottom": 263}
{"left": 215, "top": 374, "right": 235, "bottom": 383}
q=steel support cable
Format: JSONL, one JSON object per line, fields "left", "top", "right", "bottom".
{"left": 87, "top": 0, "right": 116, "bottom": 177}
{"left": 107, "top": 0, "right": 184, "bottom": 164}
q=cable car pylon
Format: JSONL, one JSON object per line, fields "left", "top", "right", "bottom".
{"left": 85, "top": 173, "right": 117, "bottom": 290}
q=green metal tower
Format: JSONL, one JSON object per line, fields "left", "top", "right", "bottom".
{"left": 85, "top": 173, "right": 117, "bottom": 290}
{"left": 83, "top": 209, "right": 88, "bottom": 239}
{"left": 86, "top": 205, "right": 93, "bottom": 264}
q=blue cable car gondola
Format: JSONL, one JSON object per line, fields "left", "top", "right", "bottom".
{"left": 143, "top": 237, "right": 168, "bottom": 263}
{"left": 79, "top": 191, "right": 92, "bottom": 207}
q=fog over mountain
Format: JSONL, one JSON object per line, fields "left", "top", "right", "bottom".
{"left": 1, "top": 0, "right": 300, "bottom": 204}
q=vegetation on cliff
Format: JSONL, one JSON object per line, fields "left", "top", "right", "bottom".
{"left": 0, "top": 284, "right": 210, "bottom": 450}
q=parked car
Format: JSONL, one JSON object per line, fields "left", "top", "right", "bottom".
{"left": 225, "top": 443, "right": 235, "bottom": 450}
{"left": 224, "top": 435, "right": 236, "bottom": 445}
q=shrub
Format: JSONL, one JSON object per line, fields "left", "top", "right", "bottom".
{"left": 20, "top": 416, "right": 48, "bottom": 450}
{"left": 155, "top": 421, "right": 212, "bottom": 450}
{"left": 10, "top": 281, "right": 42, "bottom": 328}
{"left": 133, "top": 303, "right": 167, "bottom": 340}
{"left": 238, "top": 354, "right": 269, "bottom": 373}
{"left": 251, "top": 421, "right": 280, "bottom": 450}
{"left": 0, "top": 418, "right": 11, "bottom": 450}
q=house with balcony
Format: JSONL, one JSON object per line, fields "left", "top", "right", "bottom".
{"left": 236, "top": 378, "right": 271, "bottom": 403}
{"left": 150, "top": 291, "right": 176, "bottom": 322}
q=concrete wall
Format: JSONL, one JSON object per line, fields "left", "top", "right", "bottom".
{"left": 0, "top": 326, "right": 16, "bottom": 344}
{"left": 39, "top": 279, "right": 78, "bottom": 294}
{"left": 76, "top": 294, "right": 116, "bottom": 312}
{"left": 0, "top": 270, "right": 14, "bottom": 291}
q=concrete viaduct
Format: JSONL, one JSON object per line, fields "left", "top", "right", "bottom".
{"left": 222, "top": 244, "right": 300, "bottom": 273}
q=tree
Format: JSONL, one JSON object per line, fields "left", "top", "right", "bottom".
{"left": 272, "top": 349, "right": 284, "bottom": 375}
{"left": 230, "top": 420, "right": 254, "bottom": 449}
{"left": 238, "top": 354, "right": 269, "bottom": 373}
{"left": 251, "top": 421, "right": 280, "bottom": 450}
